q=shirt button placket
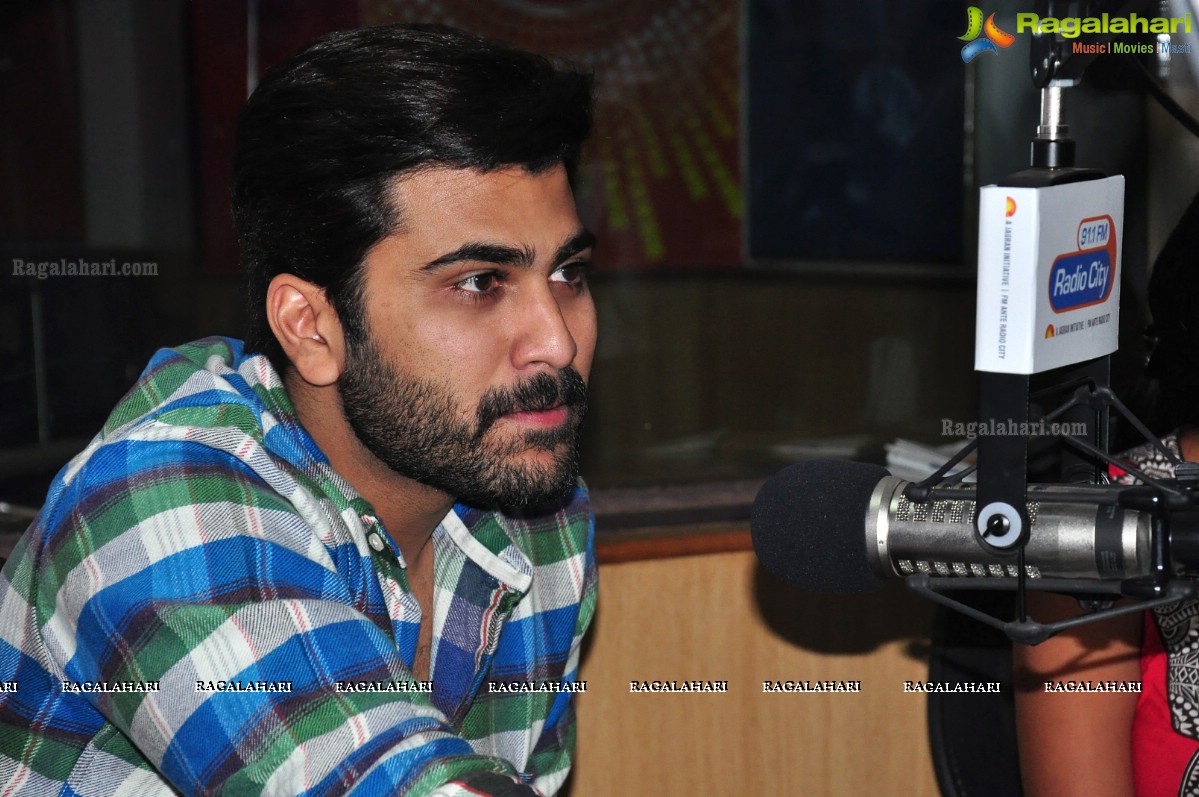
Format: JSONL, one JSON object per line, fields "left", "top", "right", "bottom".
{"left": 361, "top": 514, "right": 400, "bottom": 565}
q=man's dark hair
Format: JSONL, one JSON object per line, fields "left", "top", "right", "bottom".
{"left": 233, "top": 23, "right": 593, "bottom": 372}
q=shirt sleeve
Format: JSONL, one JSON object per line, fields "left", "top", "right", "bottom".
{"left": 525, "top": 509, "right": 598, "bottom": 795}
{"left": 33, "top": 442, "right": 543, "bottom": 796}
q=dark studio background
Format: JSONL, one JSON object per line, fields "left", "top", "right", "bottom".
{"left": 2, "top": 0, "right": 1194, "bottom": 516}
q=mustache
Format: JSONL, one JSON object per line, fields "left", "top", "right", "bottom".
{"left": 473, "top": 367, "right": 588, "bottom": 440}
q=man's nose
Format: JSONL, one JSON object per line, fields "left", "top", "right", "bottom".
{"left": 511, "top": 287, "right": 578, "bottom": 372}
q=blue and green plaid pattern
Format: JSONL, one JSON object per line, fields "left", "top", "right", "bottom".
{"left": 0, "top": 338, "right": 596, "bottom": 796}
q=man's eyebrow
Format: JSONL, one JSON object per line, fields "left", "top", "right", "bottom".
{"left": 420, "top": 229, "right": 596, "bottom": 273}
{"left": 551, "top": 229, "right": 596, "bottom": 266}
{"left": 421, "top": 242, "right": 534, "bottom": 272}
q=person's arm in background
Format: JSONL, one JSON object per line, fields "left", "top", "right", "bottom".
{"left": 1014, "top": 591, "right": 1143, "bottom": 797}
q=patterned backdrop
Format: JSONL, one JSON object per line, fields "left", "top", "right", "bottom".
{"left": 363, "top": 0, "right": 744, "bottom": 270}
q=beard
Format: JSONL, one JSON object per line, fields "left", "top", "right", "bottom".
{"left": 338, "top": 333, "right": 588, "bottom": 509}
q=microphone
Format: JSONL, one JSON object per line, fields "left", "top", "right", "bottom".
{"left": 750, "top": 459, "right": 1182, "bottom": 596}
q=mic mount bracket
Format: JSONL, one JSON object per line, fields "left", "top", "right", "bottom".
{"left": 906, "top": 573, "right": 1198, "bottom": 646}
{"left": 904, "top": 373, "right": 1199, "bottom": 644}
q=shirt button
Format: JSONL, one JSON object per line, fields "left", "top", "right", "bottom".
{"left": 368, "top": 533, "right": 385, "bottom": 552}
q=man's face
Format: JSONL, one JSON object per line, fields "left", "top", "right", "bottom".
{"left": 338, "top": 165, "right": 597, "bottom": 508}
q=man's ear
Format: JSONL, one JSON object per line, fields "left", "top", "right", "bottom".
{"left": 266, "top": 274, "right": 344, "bottom": 387}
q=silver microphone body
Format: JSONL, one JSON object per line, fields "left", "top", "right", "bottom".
{"left": 866, "top": 477, "right": 1151, "bottom": 583}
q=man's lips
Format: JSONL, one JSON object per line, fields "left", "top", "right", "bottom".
{"left": 502, "top": 404, "right": 569, "bottom": 426}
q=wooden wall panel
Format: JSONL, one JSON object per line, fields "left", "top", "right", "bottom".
{"left": 570, "top": 550, "right": 939, "bottom": 796}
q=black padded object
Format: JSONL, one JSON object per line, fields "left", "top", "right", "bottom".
{"left": 750, "top": 459, "right": 891, "bottom": 595}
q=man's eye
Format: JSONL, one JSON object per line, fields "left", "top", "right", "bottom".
{"left": 550, "top": 261, "right": 590, "bottom": 287}
{"left": 456, "top": 272, "right": 502, "bottom": 294}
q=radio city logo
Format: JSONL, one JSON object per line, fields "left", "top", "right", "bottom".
{"left": 959, "top": 7, "right": 1015, "bottom": 62}
{"left": 1048, "top": 215, "right": 1117, "bottom": 313}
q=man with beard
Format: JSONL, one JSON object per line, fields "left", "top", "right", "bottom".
{"left": 0, "top": 25, "right": 596, "bottom": 797}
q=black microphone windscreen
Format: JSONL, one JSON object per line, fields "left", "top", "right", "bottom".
{"left": 751, "top": 459, "right": 891, "bottom": 595}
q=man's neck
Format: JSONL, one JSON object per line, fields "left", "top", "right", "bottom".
{"left": 284, "top": 371, "right": 453, "bottom": 567}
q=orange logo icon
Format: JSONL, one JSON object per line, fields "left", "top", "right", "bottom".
{"left": 1045, "top": 324, "right": 1055, "bottom": 338}
{"left": 1005, "top": 197, "right": 1017, "bottom": 217}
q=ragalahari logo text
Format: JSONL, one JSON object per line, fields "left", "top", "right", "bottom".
{"left": 960, "top": 7, "right": 1015, "bottom": 62}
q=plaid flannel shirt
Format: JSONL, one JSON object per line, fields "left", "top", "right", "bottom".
{"left": 0, "top": 338, "right": 596, "bottom": 796}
